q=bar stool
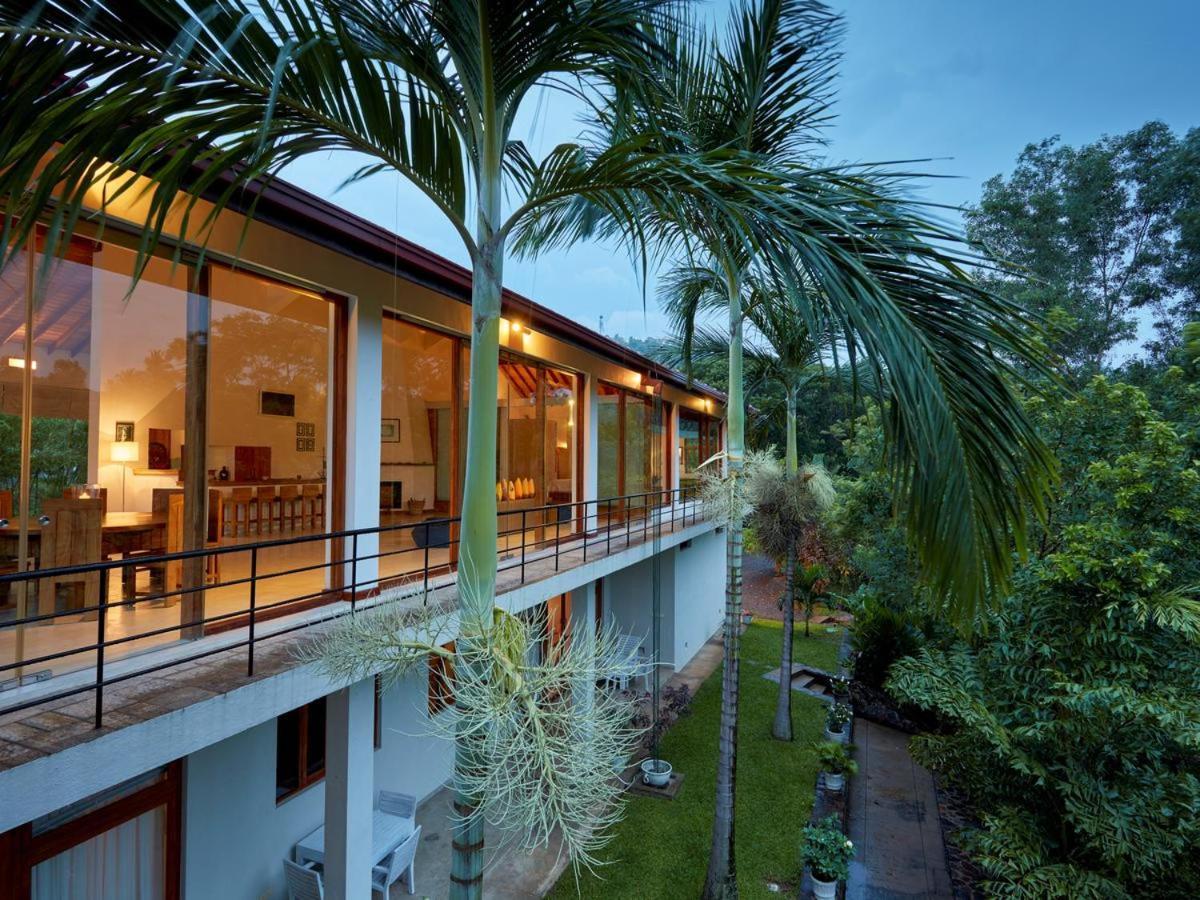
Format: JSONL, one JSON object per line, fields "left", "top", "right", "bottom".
{"left": 253, "top": 486, "right": 277, "bottom": 535}
{"left": 301, "top": 484, "right": 324, "bottom": 532}
{"left": 227, "top": 487, "right": 254, "bottom": 537}
{"left": 276, "top": 484, "right": 302, "bottom": 532}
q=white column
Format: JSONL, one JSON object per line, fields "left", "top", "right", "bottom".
{"left": 342, "top": 293, "right": 383, "bottom": 592}
{"left": 323, "top": 677, "right": 375, "bottom": 900}
{"left": 668, "top": 403, "right": 680, "bottom": 492}
{"left": 582, "top": 375, "right": 599, "bottom": 526}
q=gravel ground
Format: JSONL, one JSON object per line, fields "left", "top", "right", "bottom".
{"left": 740, "top": 552, "right": 852, "bottom": 629}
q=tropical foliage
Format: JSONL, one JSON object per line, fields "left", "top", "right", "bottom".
{"left": 888, "top": 378, "right": 1200, "bottom": 897}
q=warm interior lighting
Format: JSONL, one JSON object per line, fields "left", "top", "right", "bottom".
{"left": 110, "top": 441, "right": 139, "bottom": 463}
{"left": 6, "top": 357, "right": 36, "bottom": 371}
{"left": 510, "top": 320, "right": 523, "bottom": 334}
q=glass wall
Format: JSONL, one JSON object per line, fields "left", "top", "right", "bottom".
{"left": 378, "top": 316, "right": 458, "bottom": 577}
{"left": 678, "top": 408, "right": 721, "bottom": 482}
{"left": 0, "top": 235, "right": 339, "bottom": 680}
{"left": 596, "top": 381, "right": 667, "bottom": 522}
{"left": 378, "top": 328, "right": 581, "bottom": 575}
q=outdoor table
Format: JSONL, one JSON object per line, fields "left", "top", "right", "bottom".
{"left": 294, "top": 809, "right": 412, "bottom": 868}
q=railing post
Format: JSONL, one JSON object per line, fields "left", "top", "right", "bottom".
{"left": 554, "top": 506, "right": 561, "bottom": 571}
{"left": 583, "top": 501, "right": 589, "bottom": 562}
{"left": 520, "top": 509, "right": 527, "bottom": 583}
{"left": 423, "top": 536, "right": 430, "bottom": 597}
{"left": 350, "top": 533, "right": 358, "bottom": 613}
{"left": 247, "top": 546, "right": 258, "bottom": 677}
{"left": 606, "top": 498, "right": 612, "bottom": 554}
{"left": 94, "top": 569, "right": 108, "bottom": 729}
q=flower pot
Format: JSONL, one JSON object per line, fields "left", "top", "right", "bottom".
{"left": 741, "top": 612, "right": 753, "bottom": 625}
{"left": 824, "top": 726, "right": 848, "bottom": 744}
{"left": 640, "top": 758, "right": 672, "bottom": 788}
{"left": 811, "top": 872, "right": 838, "bottom": 900}
{"left": 823, "top": 770, "right": 844, "bottom": 792}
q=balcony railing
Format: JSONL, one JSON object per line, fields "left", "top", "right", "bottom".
{"left": 0, "top": 486, "right": 707, "bottom": 728}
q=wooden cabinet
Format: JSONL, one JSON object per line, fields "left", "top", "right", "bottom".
{"left": 234, "top": 446, "right": 272, "bottom": 482}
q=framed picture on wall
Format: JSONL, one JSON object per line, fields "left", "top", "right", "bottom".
{"left": 115, "top": 421, "right": 134, "bottom": 443}
{"left": 260, "top": 390, "right": 296, "bottom": 417}
{"left": 381, "top": 418, "right": 401, "bottom": 443}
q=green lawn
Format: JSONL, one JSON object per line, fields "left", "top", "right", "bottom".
{"left": 551, "top": 622, "right": 844, "bottom": 898}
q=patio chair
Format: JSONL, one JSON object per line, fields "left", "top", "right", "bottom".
{"left": 605, "top": 633, "right": 650, "bottom": 692}
{"left": 378, "top": 790, "right": 417, "bottom": 829}
{"left": 283, "top": 858, "right": 324, "bottom": 900}
{"left": 371, "top": 825, "right": 421, "bottom": 897}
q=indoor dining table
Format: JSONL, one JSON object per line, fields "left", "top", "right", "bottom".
{"left": 0, "top": 511, "right": 168, "bottom": 601}
{"left": 293, "top": 808, "right": 413, "bottom": 868}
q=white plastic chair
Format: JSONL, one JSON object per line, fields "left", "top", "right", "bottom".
{"left": 284, "top": 858, "right": 324, "bottom": 900}
{"left": 607, "top": 634, "right": 651, "bottom": 691}
{"left": 378, "top": 790, "right": 417, "bottom": 830}
{"left": 371, "top": 825, "right": 421, "bottom": 897}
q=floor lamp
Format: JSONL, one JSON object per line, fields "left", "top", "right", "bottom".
{"left": 111, "top": 441, "right": 138, "bottom": 512}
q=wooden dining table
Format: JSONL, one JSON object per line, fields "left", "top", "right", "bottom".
{"left": 0, "top": 512, "right": 168, "bottom": 602}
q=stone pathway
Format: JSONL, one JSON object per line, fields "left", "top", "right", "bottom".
{"left": 845, "top": 718, "right": 952, "bottom": 899}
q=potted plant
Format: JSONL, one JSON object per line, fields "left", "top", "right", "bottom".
{"left": 801, "top": 815, "right": 854, "bottom": 899}
{"left": 640, "top": 757, "right": 672, "bottom": 788}
{"left": 829, "top": 673, "right": 850, "bottom": 700}
{"left": 812, "top": 741, "right": 858, "bottom": 792}
{"left": 824, "top": 701, "right": 852, "bottom": 743}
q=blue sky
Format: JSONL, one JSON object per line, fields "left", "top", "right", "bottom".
{"left": 281, "top": 1, "right": 1200, "bottom": 347}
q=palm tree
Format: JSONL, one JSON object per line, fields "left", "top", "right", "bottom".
{"left": 553, "top": 1, "right": 1056, "bottom": 893}
{"left": 667, "top": 290, "right": 834, "bottom": 743}
{"left": 0, "top": 2, "right": 816, "bottom": 894}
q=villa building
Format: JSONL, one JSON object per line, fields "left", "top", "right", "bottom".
{"left": 0, "top": 170, "right": 726, "bottom": 898}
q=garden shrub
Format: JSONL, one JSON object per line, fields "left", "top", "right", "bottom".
{"left": 849, "top": 598, "right": 923, "bottom": 689}
{"left": 888, "top": 378, "right": 1200, "bottom": 897}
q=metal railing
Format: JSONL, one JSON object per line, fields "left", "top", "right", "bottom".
{"left": 0, "top": 486, "right": 706, "bottom": 728}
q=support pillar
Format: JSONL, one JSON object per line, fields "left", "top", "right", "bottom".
{"left": 323, "top": 678, "right": 375, "bottom": 900}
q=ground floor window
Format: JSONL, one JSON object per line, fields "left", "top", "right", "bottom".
{"left": 0, "top": 762, "right": 181, "bottom": 900}
{"left": 428, "top": 641, "right": 456, "bottom": 716}
{"left": 276, "top": 697, "right": 327, "bottom": 802}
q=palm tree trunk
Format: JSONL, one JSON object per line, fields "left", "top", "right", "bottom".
{"left": 451, "top": 195, "right": 504, "bottom": 895}
{"left": 703, "top": 276, "right": 744, "bottom": 900}
{"left": 772, "top": 387, "right": 798, "bottom": 741}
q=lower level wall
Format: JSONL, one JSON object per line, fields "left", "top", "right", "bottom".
{"left": 670, "top": 526, "right": 726, "bottom": 668}
{"left": 176, "top": 534, "right": 725, "bottom": 899}
{"left": 599, "top": 525, "right": 725, "bottom": 675}
{"left": 182, "top": 666, "right": 452, "bottom": 900}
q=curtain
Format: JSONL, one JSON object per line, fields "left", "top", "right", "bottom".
{"left": 32, "top": 806, "right": 165, "bottom": 899}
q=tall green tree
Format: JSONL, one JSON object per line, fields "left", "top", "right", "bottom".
{"left": 0, "top": 2, "right": 808, "bottom": 894}
{"left": 542, "top": 0, "right": 1055, "bottom": 893}
{"left": 668, "top": 288, "right": 833, "bottom": 742}
{"left": 966, "top": 122, "right": 1197, "bottom": 373}
{"left": 890, "top": 378, "right": 1200, "bottom": 897}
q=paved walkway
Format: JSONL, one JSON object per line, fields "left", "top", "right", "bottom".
{"left": 846, "top": 718, "right": 952, "bottom": 899}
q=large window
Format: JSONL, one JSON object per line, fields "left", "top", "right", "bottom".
{"left": 596, "top": 382, "right": 668, "bottom": 511}
{"left": 378, "top": 323, "right": 580, "bottom": 573}
{"left": 0, "top": 233, "right": 342, "bottom": 678}
{"left": 0, "top": 763, "right": 182, "bottom": 900}
{"left": 678, "top": 408, "right": 722, "bottom": 482}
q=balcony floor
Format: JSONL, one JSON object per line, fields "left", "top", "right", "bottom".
{"left": 0, "top": 505, "right": 710, "bottom": 776}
